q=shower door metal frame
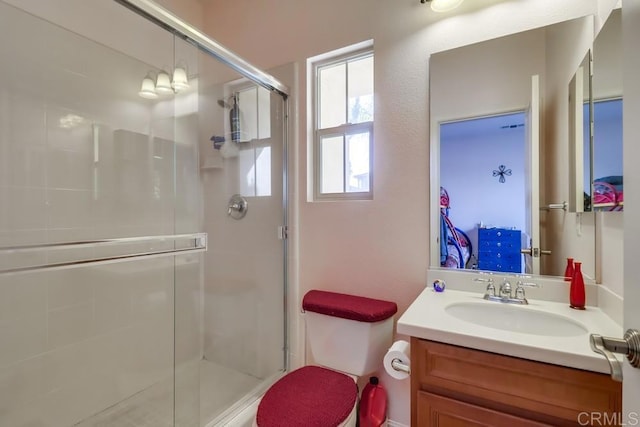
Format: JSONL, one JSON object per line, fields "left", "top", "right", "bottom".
{"left": 112, "top": 0, "right": 289, "bottom": 98}
{"left": 0, "top": 233, "right": 208, "bottom": 275}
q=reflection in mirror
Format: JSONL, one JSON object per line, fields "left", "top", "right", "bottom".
{"left": 592, "top": 8, "right": 623, "bottom": 212}
{"left": 440, "top": 112, "right": 527, "bottom": 273}
{"left": 430, "top": 16, "right": 597, "bottom": 280}
{"left": 569, "top": 52, "right": 591, "bottom": 212}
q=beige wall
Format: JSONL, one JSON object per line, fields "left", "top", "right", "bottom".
{"left": 201, "top": 0, "right": 620, "bottom": 424}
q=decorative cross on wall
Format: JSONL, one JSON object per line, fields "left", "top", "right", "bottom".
{"left": 493, "top": 164, "right": 512, "bottom": 183}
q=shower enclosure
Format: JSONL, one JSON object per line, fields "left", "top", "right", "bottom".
{"left": 0, "top": 0, "right": 289, "bottom": 426}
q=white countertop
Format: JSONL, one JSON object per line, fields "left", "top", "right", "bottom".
{"left": 397, "top": 287, "right": 622, "bottom": 374}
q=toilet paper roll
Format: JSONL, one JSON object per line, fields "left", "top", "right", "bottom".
{"left": 383, "top": 340, "right": 411, "bottom": 380}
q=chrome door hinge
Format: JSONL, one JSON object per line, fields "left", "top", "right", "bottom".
{"left": 277, "top": 226, "right": 288, "bottom": 240}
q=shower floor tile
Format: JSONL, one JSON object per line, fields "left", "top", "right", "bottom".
{"left": 74, "top": 359, "right": 261, "bottom": 427}
{"left": 199, "top": 358, "right": 262, "bottom": 425}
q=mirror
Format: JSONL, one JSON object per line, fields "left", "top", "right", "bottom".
{"left": 569, "top": 52, "right": 592, "bottom": 212}
{"left": 591, "top": 8, "right": 623, "bottom": 212}
{"left": 430, "top": 16, "right": 598, "bottom": 280}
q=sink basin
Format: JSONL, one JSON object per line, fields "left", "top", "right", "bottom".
{"left": 445, "top": 302, "right": 589, "bottom": 337}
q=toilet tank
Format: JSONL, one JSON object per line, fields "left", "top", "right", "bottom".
{"left": 302, "top": 290, "right": 397, "bottom": 376}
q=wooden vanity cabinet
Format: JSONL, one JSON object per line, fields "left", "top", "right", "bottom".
{"left": 411, "top": 338, "right": 622, "bottom": 426}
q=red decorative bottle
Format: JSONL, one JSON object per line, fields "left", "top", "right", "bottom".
{"left": 570, "top": 261, "right": 586, "bottom": 310}
{"left": 564, "top": 257, "right": 574, "bottom": 282}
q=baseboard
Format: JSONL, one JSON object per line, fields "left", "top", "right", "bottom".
{"left": 387, "top": 420, "right": 410, "bottom": 427}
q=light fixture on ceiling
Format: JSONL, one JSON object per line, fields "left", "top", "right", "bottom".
{"left": 171, "top": 67, "right": 190, "bottom": 92}
{"left": 155, "top": 71, "right": 174, "bottom": 95}
{"left": 421, "top": 0, "right": 465, "bottom": 12}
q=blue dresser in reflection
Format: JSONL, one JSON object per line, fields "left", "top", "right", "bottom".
{"left": 477, "top": 228, "right": 522, "bottom": 273}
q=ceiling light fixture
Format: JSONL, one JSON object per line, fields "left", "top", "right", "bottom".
{"left": 155, "top": 71, "right": 173, "bottom": 95}
{"left": 138, "top": 76, "right": 158, "bottom": 99}
{"left": 421, "top": 0, "right": 465, "bottom": 12}
{"left": 138, "top": 67, "right": 191, "bottom": 100}
{"left": 171, "top": 67, "right": 190, "bottom": 92}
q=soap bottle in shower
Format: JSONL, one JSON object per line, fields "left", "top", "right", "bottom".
{"left": 230, "top": 94, "right": 240, "bottom": 142}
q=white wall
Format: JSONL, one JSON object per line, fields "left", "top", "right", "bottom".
{"left": 201, "top": 0, "right": 620, "bottom": 424}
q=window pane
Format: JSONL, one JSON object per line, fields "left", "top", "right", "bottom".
{"left": 256, "top": 146, "right": 272, "bottom": 197}
{"left": 320, "top": 135, "right": 344, "bottom": 193}
{"left": 258, "top": 87, "right": 271, "bottom": 139}
{"left": 238, "top": 87, "right": 257, "bottom": 141}
{"left": 346, "top": 132, "right": 370, "bottom": 193}
{"left": 348, "top": 56, "right": 374, "bottom": 124}
{"left": 319, "top": 63, "right": 346, "bottom": 129}
{"left": 239, "top": 148, "right": 256, "bottom": 196}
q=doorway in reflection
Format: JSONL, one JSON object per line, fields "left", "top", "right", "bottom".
{"left": 440, "top": 111, "right": 527, "bottom": 273}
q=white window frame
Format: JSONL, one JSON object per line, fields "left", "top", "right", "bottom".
{"left": 312, "top": 46, "right": 374, "bottom": 201}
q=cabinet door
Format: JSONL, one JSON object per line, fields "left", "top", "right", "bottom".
{"left": 412, "top": 339, "right": 621, "bottom": 423}
{"left": 417, "top": 392, "right": 550, "bottom": 427}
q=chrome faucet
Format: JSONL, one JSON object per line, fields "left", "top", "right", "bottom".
{"left": 499, "top": 279, "right": 512, "bottom": 299}
{"left": 474, "top": 276, "right": 495, "bottom": 298}
{"left": 480, "top": 278, "right": 540, "bottom": 305}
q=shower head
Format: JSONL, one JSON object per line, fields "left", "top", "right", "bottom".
{"left": 218, "top": 94, "right": 238, "bottom": 109}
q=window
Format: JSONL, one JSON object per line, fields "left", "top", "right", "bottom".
{"left": 312, "top": 46, "right": 374, "bottom": 200}
{"left": 226, "top": 83, "right": 272, "bottom": 197}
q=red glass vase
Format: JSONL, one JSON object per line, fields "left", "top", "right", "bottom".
{"left": 564, "top": 257, "right": 574, "bottom": 282}
{"left": 570, "top": 261, "right": 586, "bottom": 310}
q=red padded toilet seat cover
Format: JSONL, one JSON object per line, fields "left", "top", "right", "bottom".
{"left": 256, "top": 366, "right": 357, "bottom": 427}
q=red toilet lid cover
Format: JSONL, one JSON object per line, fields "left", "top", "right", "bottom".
{"left": 256, "top": 365, "right": 357, "bottom": 427}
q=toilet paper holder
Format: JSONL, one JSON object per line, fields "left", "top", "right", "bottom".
{"left": 391, "top": 358, "right": 411, "bottom": 375}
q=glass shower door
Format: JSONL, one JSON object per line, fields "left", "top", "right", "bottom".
{"left": 197, "top": 53, "right": 288, "bottom": 425}
{"left": 0, "top": 1, "right": 203, "bottom": 426}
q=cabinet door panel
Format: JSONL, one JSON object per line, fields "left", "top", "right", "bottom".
{"left": 417, "top": 392, "right": 550, "bottom": 427}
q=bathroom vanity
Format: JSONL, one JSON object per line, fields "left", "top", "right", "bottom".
{"left": 411, "top": 339, "right": 620, "bottom": 426}
{"left": 398, "top": 285, "right": 623, "bottom": 426}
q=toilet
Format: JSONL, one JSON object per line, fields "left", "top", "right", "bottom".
{"left": 255, "top": 289, "right": 397, "bottom": 427}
